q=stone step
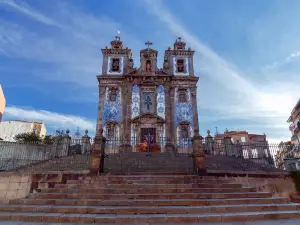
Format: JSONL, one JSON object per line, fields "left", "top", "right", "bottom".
{"left": 1, "top": 203, "right": 299, "bottom": 215}
{"left": 80, "top": 175, "right": 229, "bottom": 181}
{"left": 55, "top": 183, "right": 243, "bottom": 189}
{"left": 67, "top": 179, "right": 233, "bottom": 185}
{"left": 1, "top": 210, "right": 300, "bottom": 223}
{"left": 10, "top": 197, "right": 289, "bottom": 206}
{"left": 27, "top": 192, "right": 272, "bottom": 200}
{"left": 41, "top": 187, "right": 256, "bottom": 194}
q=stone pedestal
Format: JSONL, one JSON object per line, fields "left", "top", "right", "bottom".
{"left": 192, "top": 135, "right": 207, "bottom": 175}
{"left": 90, "top": 132, "right": 106, "bottom": 175}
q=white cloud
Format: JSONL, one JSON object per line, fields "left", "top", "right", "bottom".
{"left": 0, "top": 0, "right": 58, "bottom": 26}
{"left": 0, "top": 0, "right": 143, "bottom": 87}
{"left": 264, "top": 51, "right": 300, "bottom": 70}
{"left": 143, "top": 0, "right": 299, "bottom": 141}
{"left": 4, "top": 106, "right": 95, "bottom": 132}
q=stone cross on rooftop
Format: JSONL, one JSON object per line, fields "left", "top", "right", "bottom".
{"left": 145, "top": 41, "right": 153, "bottom": 49}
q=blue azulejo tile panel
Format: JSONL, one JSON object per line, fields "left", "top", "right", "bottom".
{"left": 103, "top": 103, "right": 122, "bottom": 124}
{"left": 131, "top": 85, "right": 140, "bottom": 119}
{"left": 103, "top": 88, "right": 122, "bottom": 124}
{"left": 157, "top": 85, "right": 165, "bottom": 119}
{"left": 175, "top": 103, "right": 193, "bottom": 124}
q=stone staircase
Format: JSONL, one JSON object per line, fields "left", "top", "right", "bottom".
{"left": 0, "top": 174, "right": 300, "bottom": 223}
{"left": 104, "top": 152, "right": 193, "bottom": 173}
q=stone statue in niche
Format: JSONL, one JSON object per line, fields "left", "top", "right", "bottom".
{"left": 181, "top": 125, "right": 189, "bottom": 139}
{"left": 146, "top": 60, "right": 151, "bottom": 72}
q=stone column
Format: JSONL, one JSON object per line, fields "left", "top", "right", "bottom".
{"left": 102, "top": 56, "right": 108, "bottom": 75}
{"left": 90, "top": 128, "right": 106, "bottom": 175}
{"left": 205, "top": 130, "right": 213, "bottom": 155}
{"left": 96, "top": 85, "right": 106, "bottom": 133}
{"left": 190, "top": 86, "right": 199, "bottom": 136}
{"left": 165, "top": 86, "right": 176, "bottom": 151}
{"left": 224, "top": 137, "right": 232, "bottom": 156}
{"left": 192, "top": 135, "right": 206, "bottom": 175}
{"left": 60, "top": 129, "right": 70, "bottom": 157}
{"left": 120, "top": 83, "right": 132, "bottom": 152}
{"left": 164, "top": 85, "right": 171, "bottom": 139}
{"left": 125, "top": 83, "right": 132, "bottom": 139}
{"left": 169, "top": 87, "right": 176, "bottom": 142}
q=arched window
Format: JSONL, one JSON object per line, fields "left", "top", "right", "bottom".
{"left": 111, "top": 58, "right": 120, "bottom": 72}
{"left": 176, "top": 59, "right": 185, "bottom": 73}
{"left": 146, "top": 60, "right": 151, "bottom": 72}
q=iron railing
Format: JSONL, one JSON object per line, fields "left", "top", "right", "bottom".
{"left": 104, "top": 137, "right": 193, "bottom": 154}
{"left": 1, "top": 136, "right": 296, "bottom": 173}
{"left": 103, "top": 137, "right": 193, "bottom": 173}
{"left": 0, "top": 139, "right": 92, "bottom": 173}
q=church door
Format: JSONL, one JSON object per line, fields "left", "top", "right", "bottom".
{"left": 141, "top": 128, "right": 156, "bottom": 143}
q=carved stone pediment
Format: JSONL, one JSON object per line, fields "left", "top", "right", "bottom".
{"left": 131, "top": 113, "right": 165, "bottom": 124}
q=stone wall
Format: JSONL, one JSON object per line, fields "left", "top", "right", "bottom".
{"left": 0, "top": 172, "right": 31, "bottom": 203}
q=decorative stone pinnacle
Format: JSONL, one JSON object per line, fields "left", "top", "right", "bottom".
{"left": 207, "top": 130, "right": 210, "bottom": 135}
{"left": 85, "top": 129, "right": 88, "bottom": 134}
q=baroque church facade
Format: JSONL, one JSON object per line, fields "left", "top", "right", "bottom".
{"left": 96, "top": 35, "right": 199, "bottom": 152}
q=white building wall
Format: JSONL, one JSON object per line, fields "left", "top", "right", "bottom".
{"left": 0, "top": 121, "right": 46, "bottom": 142}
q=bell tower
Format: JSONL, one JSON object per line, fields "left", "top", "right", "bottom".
{"left": 138, "top": 41, "right": 158, "bottom": 75}
{"left": 164, "top": 37, "right": 195, "bottom": 76}
{"left": 101, "top": 34, "right": 133, "bottom": 75}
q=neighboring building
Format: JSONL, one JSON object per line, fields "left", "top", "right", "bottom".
{"left": 275, "top": 141, "right": 292, "bottom": 169}
{"left": 287, "top": 99, "right": 300, "bottom": 146}
{"left": 96, "top": 35, "right": 199, "bottom": 152}
{"left": 0, "top": 84, "right": 5, "bottom": 122}
{"left": 214, "top": 130, "right": 267, "bottom": 144}
{"left": 0, "top": 120, "right": 46, "bottom": 142}
{"left": 210, "top": 130, "right": 272, "bottom": 162}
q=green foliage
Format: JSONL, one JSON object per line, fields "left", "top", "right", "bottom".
{"left": 14, "top": 132, "right": 43, "bottom": 143}
{"left": 14, "top": 130, "right": 66, "bottom": 145}
{"left": 289, "top": 170, "right": 300, "bottom": 191}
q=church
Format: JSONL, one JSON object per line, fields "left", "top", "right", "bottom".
{"left": 96, "top": 35, "right": 200, "bottom": 153}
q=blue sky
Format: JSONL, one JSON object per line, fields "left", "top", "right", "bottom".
{"left": 0, "top": 0, "right": 300, "bottom": 142}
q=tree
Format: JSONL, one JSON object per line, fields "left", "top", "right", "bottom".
{"left": 14, "top": 130, "right": 66, "bottom": 145}
{"left": 14, "top": 132, "right": 43, "bottom": 143}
